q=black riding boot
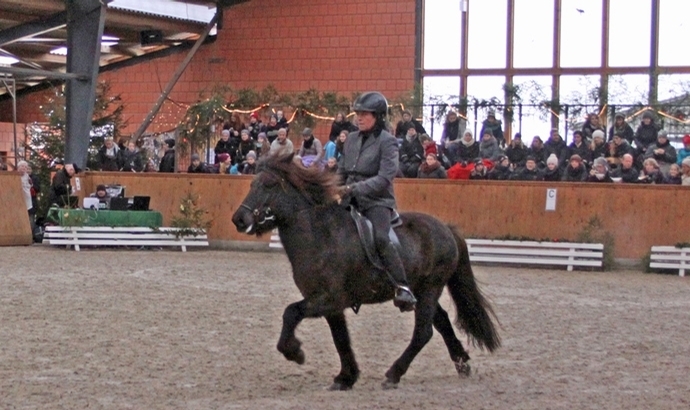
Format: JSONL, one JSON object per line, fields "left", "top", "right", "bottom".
{"left": 380, "top": 242, "right": 417, "bottom": 312}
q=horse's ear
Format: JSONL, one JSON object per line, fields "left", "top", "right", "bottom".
{"left": 282, "top": 153, "right": 295, "bottom": 163}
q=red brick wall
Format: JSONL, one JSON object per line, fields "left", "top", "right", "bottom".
{"left": 1, "top": 0, "right": 417, "bottom": 136}
{"left": 0, "top": 122, "right": 27, "bottom": 168}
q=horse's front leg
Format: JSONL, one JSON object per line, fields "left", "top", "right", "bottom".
{"left": 325, "top": 312, "right": 360, "bottom": 391}
{"left": 276, "top": 295, "right": 340, "bottom": 365}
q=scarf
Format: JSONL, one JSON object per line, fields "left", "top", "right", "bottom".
{"left": 461, "top": 137, "right": 475, "bottom": 147}
{"left": 303, "top": 136, "right": 314, "bottom": 149}
{"left": 420, "top": 161, "right": 441, "bottom": 174}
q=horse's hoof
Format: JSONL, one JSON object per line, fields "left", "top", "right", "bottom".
{"left": 327, "top": 382, "right": 352, "bottom": 391}
{"left": 294, "top": 349, "right": 305, "bottom": 365}
{"left": 454, "top": 360, "right": 471, "bottom": 377}
{"left": 381, "top": 379, "right": 399, "bottom": 390}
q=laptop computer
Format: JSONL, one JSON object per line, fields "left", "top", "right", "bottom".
{"left": 131, "top": 196, "right": 150, "bottom": 211}
{"left": 83, "top": 197, "right": 101, "bottom": 210}
{"left": 109, "top": 196, "right": 130, "bottom": 211}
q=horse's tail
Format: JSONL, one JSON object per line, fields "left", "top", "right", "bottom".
{"left": 446, "top": 225, "right": 501, "bottom": 352}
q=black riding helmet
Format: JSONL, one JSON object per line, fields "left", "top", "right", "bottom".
{"left": 352, "top": 92, "right": 388, "bottom": 116}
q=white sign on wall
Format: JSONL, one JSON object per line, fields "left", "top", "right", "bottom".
{"left": 545, "top": 188, "right": 557, "bottom": 211}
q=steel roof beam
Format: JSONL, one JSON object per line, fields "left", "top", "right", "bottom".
{"left": 0, "top": 11, "right": 67, "bottom": 47}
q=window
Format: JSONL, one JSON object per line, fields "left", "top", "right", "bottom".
{"left": 608, "top": 0, "right": 651, "bottom": 67}
{"left": 467, "top": 0, "right": 507, "bottom": 68}
{"left": 423, "top": 0, "right": 462, "bottom": 69}
{"left": 513, "top": 0, "right": 554, "bottom": 68}
{"left": 560, "top": 0, "right": 602, "bottom": 67}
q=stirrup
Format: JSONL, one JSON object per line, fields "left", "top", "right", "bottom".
{"left": 394, "top": 286, "right": 417, "bottom": 312}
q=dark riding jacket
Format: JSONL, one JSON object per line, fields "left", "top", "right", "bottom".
{"left": 338, "top": 129, "right": 398, "bottom": 211}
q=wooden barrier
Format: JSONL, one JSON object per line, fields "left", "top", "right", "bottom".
{"left": 0, "top": 173, "right": 33, "bottom": 246}
{"left": 68, "top": 173, "right": 690, "bottom": 259}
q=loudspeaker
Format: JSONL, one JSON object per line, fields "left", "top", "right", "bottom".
{"left": 140, "top": 30, "right": 163, "bottom": 46}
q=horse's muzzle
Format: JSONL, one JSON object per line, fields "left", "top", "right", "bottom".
{"left": 232, "top": 207, "right": 254, "bottom": 234}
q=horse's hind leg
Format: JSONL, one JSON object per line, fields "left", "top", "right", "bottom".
{"left": 383, "top": 289, "right": 439, "bottom": 389}
{"left": 433, "top": 302, "right": 471, "bottom": 376}
{"left": 325, "top": 313, "right": 360, "bottom": 391}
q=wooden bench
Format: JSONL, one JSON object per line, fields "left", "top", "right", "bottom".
{"left": 649, "top": 246, "right": 689, "bottom": 277}
{"left": 466, "top": 239, "right": 604, "bottom": 271}
{"left": 43, "top": 226, "right": 209, "bottom": 252}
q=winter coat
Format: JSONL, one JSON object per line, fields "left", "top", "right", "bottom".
{"left": 324, "top": 141, "right": 337, "bottom": 160}
{"left": 329, "top": 120, "right": 357, "bottom": 142}
{"left": 298, "top": 137, "right": 324, "bottom": 163}
{"left": 634, "top": 123, "right": 659, "bottom": 152}
{"left": 677, "top": 148, "right": 690, "bottom": 166}
{"left": 236, "top": 140, "right": 257, "bottom": 165}
{"left": 608, "top": 123, "right": 634, "bottom": 144}
{"left": 337, "top": 129, "right": 399, "bottom": 211}
{"left": 394, "top": 119, "right": 426, "bottom": 139}
{"left": 246, "top": 121, "right": 265, "bottom": 141}
{"left": 441, "top": 119, "right": 462, "bottom": 145}
{"left": 159, "top": 149, "right": 176, "bottom": 173}
{"left": 97, "top": 144, "right": 120, "bottom": 171}
{"left": 511, "top": 167, "right": 543, "bottom": 181}
{"left": 119, "top": 148, "right": 143, "bottom": 172}
{"left": 683, "top": 175, "right": 690, "bottom": 186}
{"left": 417, "top": 162, "right": 447, "bottom": 179}
{"left": 479, "top": 136, "right": 501, "bottom": 162}
{"left": 264, "top": 124, "right": 282, "bottom": 144}
{"left": 242, "top": 162, "right": 257, "bottom": 175}
{"left": 644, "top": 140, "right": 677, "bottom": 166}
{"left": 543, "top": 167, "right": 562, "bottom": 182}
{"left": 488, "top": 164, "right": 512, "bottom": 180}
{"left": 49, "top": 169, "right": 72, "bottom": 206}
{"left": 399, "top": 136, "right": 425, "bottom": 178}
{"left": 527, "top": 146, "right": 548, "bottom": 168}
{"left": 188, "top": 162, "right": 209, "bottom": 173}
{"left": 586, "top": 171, "right": 614, "bottom": 183}
{"left": 562, "top": 164, "right": 588, "bottom": 182}
{"left": 457, "top": 141, "right": 480, "bottom": 163}
{"left": 638, "top": 170, "right": 665, "bottom": 184}
{"left": 612, "top": 166, "right": 639, "bottom": 183}
{"left": 505, "top": 142, "right": 528, "bottom": 166}
{"left": 269, "top": 138, "right": 294, "bottom": 157}
{"left": 567, "top": 141, "right": 592, "bottom": 165}
{"left": 664, "top": 174, "right": 682, "bottom": 185}
{"left": 544, "top": 138, "right": 567, "bottom": 165}
{"left": 608, "top": 141, "right": 634, "bottom": 160}
{"left": 214, "top": 139, "right": 234, "bottom": 162}
{"left": 589, "top": 142, "right": 607, "bottom": 164}
{"left": 480, "top": 119, "right": 504, "bottom": 145}
{"left": 581, "top": 121, "right": 604, "bottom": 140}
{"left": 469, "top": 168, "right": 488, "bottom": 180}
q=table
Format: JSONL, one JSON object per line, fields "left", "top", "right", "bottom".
{"left": 46, "top": 208, "right": 163, "bottom": 228}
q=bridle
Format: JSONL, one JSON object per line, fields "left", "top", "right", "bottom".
{"left": 238, "top": 169, "right": 320, "bottom": 231}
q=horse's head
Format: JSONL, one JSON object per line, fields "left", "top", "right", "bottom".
{"left": 232, "top": 152, "right": 339, "bottom": 235}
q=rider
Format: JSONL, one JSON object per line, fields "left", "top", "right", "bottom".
{"left": 337, "top": 92, "right": 417, "bottom": 312}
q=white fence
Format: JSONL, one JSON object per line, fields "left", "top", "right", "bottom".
{"left": 44, "top": 226, "right": 209, "bottom": 252}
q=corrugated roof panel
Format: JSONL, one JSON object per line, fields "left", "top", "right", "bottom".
{"left": 109, "top": 0, "right": 216, "bottom": 24}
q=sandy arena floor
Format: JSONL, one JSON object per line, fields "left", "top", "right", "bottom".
{"left": 0, "top": 246, "right": 689, "bottom": 409}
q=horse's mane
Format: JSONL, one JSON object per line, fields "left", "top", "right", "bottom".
{"left": 257, "top": 153, "right": 339, "bottom": 206}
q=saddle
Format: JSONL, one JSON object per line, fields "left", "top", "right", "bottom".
{"left": 349, "top": 206, "right": 402, "bottom": 272}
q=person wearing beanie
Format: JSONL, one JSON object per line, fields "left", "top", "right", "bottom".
{"left": 469, "top": 158, "right": 488, "bottom": 180}
{"left": 418, "top": 153, "right": 447, "bottom": 179}
{"left": 543, "top": 153, "right": 562, "bottom": 182}
{"left": 159, "top": 138, "right": 176, "bottom": 173}
{"left": 241, "top": 150, "right": 258, "bottom": 175}
{"left": 676, "top": 134, "right": 690, "bottom": 166}
{"left": 479, "top": 110, "right": 505, "bottom": 146}
{"left": 562, "top": 154, "right": 588, "bottom": 182}
{"left": 581, "top": 113, "right": 605, "bottom": 140}
{"left": 89, "top": 184, "right": 111, "bottom": 206}
{"left": 488, "top": 155, "right": 513, "bottom": 180}
{"left": 217, "top": 153, "right": 232, "bottom": 174}
{"left": 188, "top": 153, "right": 209, "bottom": 173}
{"left": 235, "top": 129, "right": 257, "bottom": 165}
{"left": 394, "top": 110, "right": 427, "bottom": 139}
{"left": 298, "top": 127, "right": 324, "bottom": 168}
{"left": 246, "top": 112, "right": 265, "bottom": 141}
{"left": 681, "top": 157, "right": 690, "bottom": 185}
{"left": 606, "top": 132, "right": 634, "bottom": 168}
{"left": 544, "top": 128, "right": 567, "bottom": 167}
{"left": 643, "top": 129, "right": 677, "bottom": 173}
{"left": 511, "top": 156, "right": 543, "bottom": 181}
{"left": 214, "top": 129, "right": 234, "bottom": 164}
{"left": 586, "top": 157, "right": 613, "bottom": 183}
{"left": 608, "top": 113, "right": 634, "bottom": 144}
{"left": 634, "top": 111, "right": 660, "bottom": 155}
{"left": 479, "top": 130, "right": 501, "bottom": 162}
{"left": 506, "top": 132, "right": 528, "bottom": 167}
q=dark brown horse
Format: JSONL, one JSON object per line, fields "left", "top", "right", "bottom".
{"left": 231, "top": 153, "right": 500, "bottom": 390}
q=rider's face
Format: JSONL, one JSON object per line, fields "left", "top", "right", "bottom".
{"left": 356, "top": 111, "right": 376, "bottom": 132}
